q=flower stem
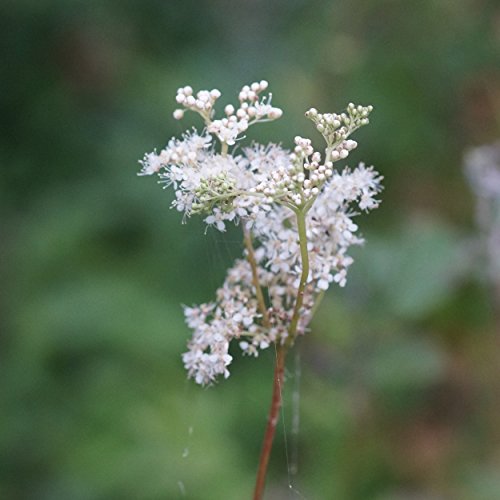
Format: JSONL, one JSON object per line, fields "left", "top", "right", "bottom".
{"left": 253, "top": 209, "right": 310, "bottom": 499}
{"left": 286, "top": 209, "right": 310, "bottom": 346}
{"left": 244, "top": 223, "right": 282, "bottom": 498}
{"left": 243, "top": 226, "right": 270, "bottom": 328}
{"left": 253, "top": 343, "right": 287, "bottom": 500}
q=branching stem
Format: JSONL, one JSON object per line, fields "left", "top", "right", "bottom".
{"left": 253, "top": 208, "right": 310, "bottom": 500}
{"left": 286, "top": 209, "right": 310, "bottom": 345}
{"left": 245, "top": 222, "right": 283, "bottom": 500}
{"left": 243, "top": 225, "right": 270, "bottom": 328}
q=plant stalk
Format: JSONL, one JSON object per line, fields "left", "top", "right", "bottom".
{"left": 253, "top": 344, "right": 287, "bottom": 500}
{"left": 253, "top": 208, "right": 310, "bottom": 499}
{"left": 243, "top": 226, "right": 270, "bottom": 328}
{"left": 286, "top": 209, "right": 310, "bottom": 346}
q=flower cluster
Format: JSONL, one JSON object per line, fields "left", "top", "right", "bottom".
{"left": 174, "top": 86, "right": 221, "bottom": 122}
{"left": 305, "top": 103, "right": 372, "bottom": 149}
{"left": 173, "top": 80, "right": 282, "bottom": 146}
{"left": 139, "top": 81, "right": 382, "bottom": 385}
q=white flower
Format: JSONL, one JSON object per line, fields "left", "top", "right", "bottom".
{"left": 208, "top": 117, "right": 248, "bottom": 146}
{"left": 139, "top": 82, "right": 382, "bottom": 385}
{"left": 205, "top": 208, "right": 233, "bottom": 232}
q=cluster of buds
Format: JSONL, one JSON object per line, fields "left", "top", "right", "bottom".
{"left": 292, "top": 136, "right": 314, "bottom": 159}
{"left": 291, "top": 137, "right": 336, "bottom": 203}
{"left": 253, "top": 166, "right": 299, "bottom": 205}
{"left": 329, "top": 138, "right": 358, "bottom": 161}
{"left": 302, "top": 158, "right": 334, "bottom": 201}
{"left": 207, "top": 81, "right": 282, "bottom": 146}
{"left": 250, "top": 137, "right": 315, "bottom": 206}
{"left": 253, "top": 136, "right": 337, "bottom": 207}
{"left": 173, "top": 81, "right": 283, "bottom": 147}
{"left": 235, "top": 80, "right": 283, "bottom": 121}
{"left": 174, "top": 86, "right": 221, "bottom": 122}
{"left": 192, "top": 172, "right": 238, "bottom": 215}
{"left": 207, "top": 117, "right": 250, "bottom": 146}
{"left": 305, "top": 103, "right": 373, "bottom": 150}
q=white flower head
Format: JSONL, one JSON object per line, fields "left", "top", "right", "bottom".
{"left": 139, "top": 81, "right": 382, "bottom": 385}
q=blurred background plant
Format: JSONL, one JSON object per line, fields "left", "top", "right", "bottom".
{"left": 1, "top": 0, "right": 500, "bottom": 499}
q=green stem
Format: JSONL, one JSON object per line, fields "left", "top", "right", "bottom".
{"left": 253, "top": 207, "right": 311, "bottom": 499}
{"left": 325, "top": 146, "right": 333, "bottom": 164}
{"left": 243, "top": 226, "right": 270, "bottom": 328}
{"left": 286, "top": 209, "right": 310, "bottom": 346}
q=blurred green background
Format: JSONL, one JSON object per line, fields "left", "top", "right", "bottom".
{"left": 1, "top": 0, "right": 500, "bottom": 498}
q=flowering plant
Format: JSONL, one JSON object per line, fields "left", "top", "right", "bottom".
{"left": 139, "top": 81, "right": 382, "bottom": 498}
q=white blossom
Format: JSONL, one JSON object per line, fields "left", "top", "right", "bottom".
{"left": 139, "top": 82, "right": 382, "bottom": 385}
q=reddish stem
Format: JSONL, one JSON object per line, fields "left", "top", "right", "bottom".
{"left": 253, "top": 344, "right": 287, "bottom": 500}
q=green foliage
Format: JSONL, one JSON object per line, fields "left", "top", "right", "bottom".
{"left": 352, "top": 218, "right": 464, "bottom": 320}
